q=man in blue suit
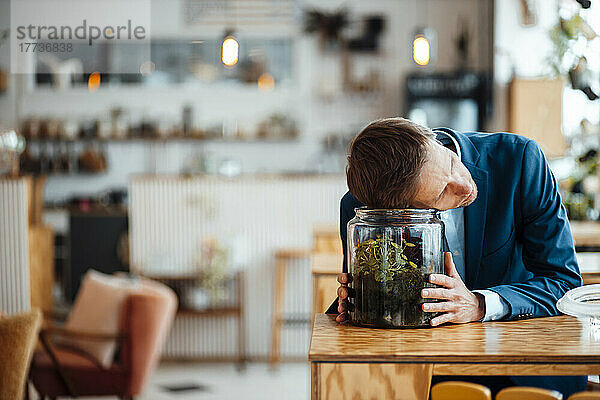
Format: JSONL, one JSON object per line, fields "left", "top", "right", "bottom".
{"left": 330, "top": 118, "right": 585, "bottom": 396}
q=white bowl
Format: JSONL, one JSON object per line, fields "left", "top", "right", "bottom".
{"left": 557, "top": 284, "right": 600, "bottom": 325}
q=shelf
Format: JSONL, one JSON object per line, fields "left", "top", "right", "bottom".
{"left": 27, "top": 171, "right": 107, "bottom": 178}
{"left": 28, "top": 82, "right": 297, "bottom": 96}
{"left": 141, "top": 274, "right": 200, "bottom": 281}
{"left": 141, "top": 273, "right": 243, "bottom": 318}
{"left": 177, "top": 306, "right": 241, "bottom": 317}
{"left": 25, "top": 136, "right": 299, "bottom": 144}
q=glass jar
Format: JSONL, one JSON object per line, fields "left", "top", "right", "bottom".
{"left": 348, "top": 208, "right": 444, "bottom": 328}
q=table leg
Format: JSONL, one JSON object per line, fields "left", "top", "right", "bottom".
{"left": 311, "top": 362, "right": 320, "bottom": 400}
{"left": 311, "top": 362, "right": 433, "bottom": 400}
{"left": 269, "top": 257, "right": 287, "bottom": 368}
{"left": 237, "top": 271, "right": 246, "bottom": 369}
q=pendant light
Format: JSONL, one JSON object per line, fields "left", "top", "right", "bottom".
{"left": 222, "top": 30, "right": 239, "bottom": 67}
{"left": 413, "top": 28, "right": 436, "bottom": 66}
{"left": 412, "top": 0, "right": 436, "bottom": 67}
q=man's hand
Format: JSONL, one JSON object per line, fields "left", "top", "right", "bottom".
{"left": 335, "top": 273, "right": 354, "bottom": 323}
{"left": 422, "top": 252, "right": 485, "bottom": 326}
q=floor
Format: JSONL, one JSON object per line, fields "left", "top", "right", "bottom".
{"left": 32, "top": 362, "right": 310, "bottom": 400}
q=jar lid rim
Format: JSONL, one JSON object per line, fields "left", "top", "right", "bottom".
{"left": 354, "top": 207, "right": 438, "bottom": 215}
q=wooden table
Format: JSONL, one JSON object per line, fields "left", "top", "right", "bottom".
{"left": 309, "top": 314, "right": 600, "bottom": 400}
{"left": 570, "top": 221, "right": 600, "bottom": 284}
{"left": 571, "top": 221, "right": 600, "bottom": 248}
{"left": 579, "top": 259, "right": 600, "bottom": 284}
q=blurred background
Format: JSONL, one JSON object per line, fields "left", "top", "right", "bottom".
{"left": 0, "top": 0, "right": 599, "bottom": 399}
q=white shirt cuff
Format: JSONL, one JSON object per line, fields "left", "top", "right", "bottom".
{"left": 473, "top": 289, "right": 510, "bottom": 322}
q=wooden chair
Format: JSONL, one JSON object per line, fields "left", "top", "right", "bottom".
{"left": 269, "top": 248, "right": 311, "bottom": 369}
{"left": 569, "top": 392, "right": 600, "bottom": 400}
{"left": 311, "top": 225, "right": 343, "bottom": 318}
{"left": 496, "top": 387, "right": 563, "bottom": 400}
{"left": 431, "top": 381, "right": 492, "bottom": 400}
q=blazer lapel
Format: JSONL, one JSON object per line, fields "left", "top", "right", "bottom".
{"left": 436, "top": 128, "right": 488, "bottom": 288}
{"left": 464, "top": 165, "right": 488, "bottom": 288}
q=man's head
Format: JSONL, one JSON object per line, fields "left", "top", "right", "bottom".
{"left": 346, "top": 118, "right": 477, "bottom": 211}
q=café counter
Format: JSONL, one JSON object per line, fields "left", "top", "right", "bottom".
{"left": 309, "top": 314, "right": 600, "bottom": 400}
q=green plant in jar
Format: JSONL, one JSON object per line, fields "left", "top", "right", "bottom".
{"left": 352, "top": 233, "right": 437, "bottom": 327}
{"left": 355, "top": 234, "right": 418, "bottom": 282}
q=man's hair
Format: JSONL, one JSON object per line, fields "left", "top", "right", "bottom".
{"left": 346, "top": 117, "right": 435, "bottom": 209}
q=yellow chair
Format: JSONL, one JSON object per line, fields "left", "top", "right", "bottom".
{"left": 569, "top": 392, "right": 600, "bottom": 400}
{"left": 0, "top": 309, "right": 42, "bottom": 400}
{"left": 496, "top": 387, "right": 563, "bottom": 400}
{"left": 431, "top": 381, "right": 492, "bottom": 400}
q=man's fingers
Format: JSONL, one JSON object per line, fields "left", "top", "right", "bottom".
{"left": 336, "top": 296, "right": 354, "bottom": 324}
{"left": 430, "top": 312, "right": 455, "bottom": 326}
{"left": 338, "top": 300, "right": 354, "bottom": 313}
{"left": 337, "top": 286, "right": 355, "bottom": 299}
{"left": 338, "top": 286, "right": 356, "bottom": 299}
{"left": 337, "top": 273, "right": 352, "bottom": 284}
{"left": 421, "top": 287, "right": 453, "bottom": 300}
{"left": 336, "top": 312, "right": 349, "bottom": 323}
{"left": 444, "top": 252, "right": 460, "bottom": 278}
{"left": 422, "top": 301, "right": 453, "bottom": 313}
{"left": 429, "top": 273, "right": 456, "bottom": 288}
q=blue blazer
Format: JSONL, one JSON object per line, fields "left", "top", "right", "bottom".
{"left": 329, "top": 129, "right": 585, "bottom": 395}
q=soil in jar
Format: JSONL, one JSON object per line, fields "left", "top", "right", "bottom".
{"left": 351, "top": 234, "right": 440, "bottom": 328}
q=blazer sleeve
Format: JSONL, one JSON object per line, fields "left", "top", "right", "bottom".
{"left": 325, "top": 192, "right": 358, "bottom": 314}
{"left": 488, "top": 140, "right": 583, "bottom": 319}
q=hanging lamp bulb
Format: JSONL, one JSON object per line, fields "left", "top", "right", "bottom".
{"left": 413, "top": 35, "right": 430, "bottom": 66}
{"left": 413, "top": 28, "right": 436, "bottom": 67}
{"left": 222, "top": 31, "right": 239, "bottom": 67}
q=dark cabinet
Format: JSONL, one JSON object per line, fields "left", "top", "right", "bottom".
{"left": 67, "top": 212, "right": 128, "bottom": 302}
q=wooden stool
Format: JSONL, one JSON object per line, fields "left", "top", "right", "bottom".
{"left": 311, "top": 253, "right": 342, "bottom": 317}
{"left": 431, "top": 381, "right": 491, "bottom": 400}
{"left": 311, "top": 225, "right": 343, "bottom": 318}
{"left": 569, "top": 392, "right": 600, "bottom": 400}
{"left": 269, "top": 249, "right": 310, "bottom": 369}
{"left": 496, "top": 387, "right": 563, "bottom": 400}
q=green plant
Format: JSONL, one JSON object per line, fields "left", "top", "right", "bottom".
{"left": 548, "top": 13, "right": 595, "bottom": 76}
{"left": 561, "top": 149, "right": 599, "bottom": 221}
{"left": 352, "top": 233, "right": 435, "bottom": 327}
{"left": 548, "top": 10, "right": 598, "bottom": 100}
{"left": 303, "top": 9, "right": 349, "bottom": 40}
{"left": 194, "top": 238, "right": 229, "bottom": 302}
{"left": 355, "top": 234, "right": 417, "bottom": 282}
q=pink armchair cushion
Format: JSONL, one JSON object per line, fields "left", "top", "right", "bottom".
{"left": 61, "top": 270, "right": 140, "bottom": 368}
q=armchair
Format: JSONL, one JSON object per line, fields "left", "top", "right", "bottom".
{"left": 29, "top": 278, "right": 177, "bottom": 399}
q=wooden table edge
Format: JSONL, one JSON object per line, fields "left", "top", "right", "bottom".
{"left": 308, "top": 354, "right": 600, "bottom": 363}
{"left": 310, "top": 360, "right": 600, "bottom": 376}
